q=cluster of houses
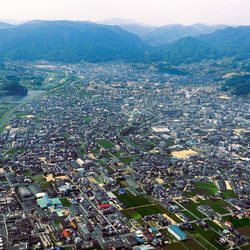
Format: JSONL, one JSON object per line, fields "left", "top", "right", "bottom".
{"left": 0, "top": 60, "right": 249, "bottom": 249}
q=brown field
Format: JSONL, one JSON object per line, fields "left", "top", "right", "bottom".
{"left": 237, "top": 225, "right": 250, "bottom": 236}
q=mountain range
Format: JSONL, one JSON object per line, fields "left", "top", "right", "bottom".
{"left": 0, "top": 20, "right": 249, "bottom": 64}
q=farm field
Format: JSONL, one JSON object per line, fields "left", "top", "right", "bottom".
{"left": 222, "top": 215, "right": 250, "bottom": 228}
{"left": 97, "top": 139, "right": 115, "bottom": 149}
{"left": 114, "top": 190, "right": 151, "bottom": 208}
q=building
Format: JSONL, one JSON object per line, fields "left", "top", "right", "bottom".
{"left": 168, "top": 225, "right": 187, "bottom": 241}
{"left": 78, "top": 223, "right": 90, "bottom": 240}
{"left": 18, "top": 186, "right": 33, "bottom": 199}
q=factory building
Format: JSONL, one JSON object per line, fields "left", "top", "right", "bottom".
{"left": 18, "top": 186, "right": 32, "bottom": 199}
{"left": 168, "top": 225, "right": 187, "bottom": 241}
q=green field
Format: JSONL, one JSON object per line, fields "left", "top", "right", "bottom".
{"left": 30, "top": 174, "right": 51, "bottom": 189}
{"left": 184, "top": 200, "right": 207, "bottom": 219}
{"left": 121, "top": 204, "right": 182, "bottom": 223}
{"left": 103, "top": 152, "right": 113, "bottom": 158}
{"left": 98, "top": 160, "right": 115, "bottom": 173}
{"left": 119, "top": 157, "right": 133, "bottom": 163}
{"left": 182, "top": 210, "right": 197, "bottom": 220}
{"left": 94, "top": 176, "right": 103, "bottom": 184}
{"left": 98, "top": 140, "right": 115, "bottom": 149}
{"left": 112, "top": 151, "right": 124, "bottom": 157}
{"left": 198, "top": 199, "right": 229, "bottom": 215}
{"left": 223, "top": 216, "right": 250, "bottom": 228}
{"left": 60, "top": 198, "right": 71, "bottom": 207}
{"left": 192, "top": 224, "right": 225, "bottom": 250}
{"left": 206, "top": 220, "right": 224, "bottom": 231}
{"left": 114, "top": 190, "right": 151, "bottom": 208}
{"left": 184, "top": 182, "right": 219, "bottom": 198}
{"left": 221, "top": 190, "right": 238, "bottom": 198}
{"left": 5, "top": 148, "right": 26, "bottom": 155}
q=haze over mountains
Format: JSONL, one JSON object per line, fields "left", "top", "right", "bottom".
{"left": 0, "top": 19, "right": 249, "bottom": 64}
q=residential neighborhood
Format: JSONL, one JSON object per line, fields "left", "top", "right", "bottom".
{"left": 0, "top": 59, "right": 249, "bottom": 249}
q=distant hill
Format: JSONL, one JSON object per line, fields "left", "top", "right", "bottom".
{"left": 0, "top": 20, "right": 248, "bottom": 65}
{"left": 222, "top": 74, "right": 250, "bottom": 96}
{"left": 119, "top": 24, "right": 156, "bottom": 38}
{"left": 141, "top": 23, "right": 228, "bottom": 46}
{"left": 0, "top": 21, "right": 14, "bottom": 29}
{"left": 150, "top": 36, "right": 217, "bottom": 64}
{"left": 0, "top": 20, "right": 148, "bottom": 63}
{"left": 97, "top": 17, "right": 152, "bottom": 27}
{"left": 199, "top": 26, "right": 250, "bottom": 60}
{"left": 150, "top": 26, "right": 250, "bottom": 64}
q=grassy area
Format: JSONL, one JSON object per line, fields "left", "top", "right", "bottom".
{"left": 94, "top": 176, "right": 103, "bottom": 184}
{"left": 114, "top": 190, "right": 151, "bottom": 208}
{"left": 54, "top": 220, "right": 61, "bottom": 225}
{"left": 98, "top": 160, "right": 115, "bottom": 173}
{"left": 60, "top": 198, "right": 71, "bottom": 207}
{"left": 112, "top": 151, "right": 125, "bottom": 157}
{"left": 182, "top": 239, "right": 206, "bottom": 250}
{"left": 206, "top": 220, "right": 224, "bottom": 231}
{"left": 119, "top": 157, "right": 133, "bottom": 163}
{"left": 121, "top": 204, "right": 182, "bottom": 223}
{"left": 60, "top": 132, "right": 70, "bottom": 137}
{"left": 184, "top": 200, "right": 207, "bottom": 219}
{"left": 14, "top": 112, "right": 32, "bottom": 118}
{"left": 98, "top": 140, "right": 115, "bottom": 149}
{"left": 222, "top": 190, "right": 238, "bottom": 198}
{"left": 223, "top": 215, "right": 250, "bottom": 228}
{"left": 162, "top": 242, "right": 187, "bottom": 250}
{"left": 30, "top": 174, "right": 51, "bottom": 189}
{"left": 103, "top": 152, "right": 113, "bottom": 158}
{"left": 192, "top": 224, "right": 224, "bottom": 250}
{"left": 166, "top": 139, "right": 175, "bottom": 147}
{"left": 195, "top": 182, "right": 219, "bottom": 196}
{"left": 0, "top": 177, "right": 7, "bottom": 182}
{"left": 182, "top": 210, "right": 197, "bottom": 221}
{"left": 5, "top": 148, "right": 26, "bottom": 155}
{"left": 198, "top": 199, "right": 229, "bottom": 215}
{"left": 23, "top": 172, "right": 32, "bottom": 176}
{"left": 82, "top": 116, "right": 92, "bottom": 123}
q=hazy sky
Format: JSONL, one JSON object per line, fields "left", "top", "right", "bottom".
{"left": 1, "top": 0, "right": 250, "bottom": 26}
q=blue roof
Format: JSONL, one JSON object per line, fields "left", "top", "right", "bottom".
{"left": 43, "top": 195, "right": 51, "bottom": 205}
{"left": 135, "top": 236, "right": 145, "bottom": 243}
{"left": 168, "top": 225, "right": 186, "bottom": 238}
{"left": 150, "top": 227, "right": 158, "bottom": 232}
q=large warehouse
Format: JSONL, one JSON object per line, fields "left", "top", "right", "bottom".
{"left": 18, "top": 186, "right": 32, "bottom": 199}
{"left": 168, "top": 225, "right": 187, "bottom": 241}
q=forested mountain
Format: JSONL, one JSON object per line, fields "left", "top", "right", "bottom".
{"left": 139, "top": 23, "right": 228, "bottom": 46}
{"left": 150, "top": 36, "right": 217, "bottom": 64}
{"left": 0, "top": 20, "right": 248, "bottom": 65}
{"left": 199, "top": 26, "right": 250, "bottom": 60}
{"left": 150, "top": 26, "right": 250, "bottom": 64}
{"left": 0, "top": 20, "right": 148, "bottom": 63}
{"left": 222, "top": 75, "right": 250, "bottom": 96}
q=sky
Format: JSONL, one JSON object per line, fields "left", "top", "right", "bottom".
{"left": 1, "top": 0, "right": 250, "bottom": 26}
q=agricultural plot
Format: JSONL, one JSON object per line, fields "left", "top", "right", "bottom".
{"left": 114, "top": 190, "right": 151, "bottom": 208}
{"left": 60, "top": 198, "right": 71, "bottom": 207}
{"left": 121, "top": 204, "right": 182, "bottom": 223}
{"left": 97, "top": 140, "right": 115, "bottom": 149}
{"left": 237, "top": 225, "right": 250, "bottom": 236}
{"left": 198, "top": 199, "right": 229, "bottom": 214}
{"left": 192, "top": 224, "right": 225, "bottom": 250}
{"left": 119, "top": 156, "right": 133, "bottom": 163}
{"left": 30, "top": 174, "right": 51, "bottom": 189}
{"left": 206, "top": 220, "right": 224, "bottom": 231}
{"left": 223, "top": 215, "right": 250, "bottom": 228}
{"left": 184, "top": 200, "right": 207, "bottom": 219}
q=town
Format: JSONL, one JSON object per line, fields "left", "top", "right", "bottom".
{"left": 0, "top": 59, "right": 249, "bottom": 250}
